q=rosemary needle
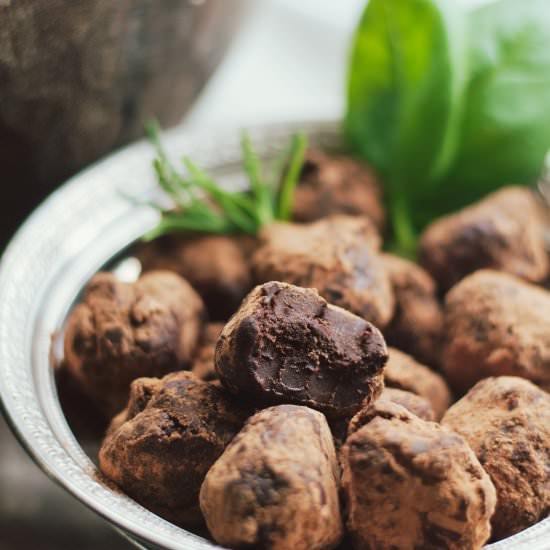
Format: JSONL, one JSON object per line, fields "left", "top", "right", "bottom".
{"left": 142, "top": 121, "right": 308, "bottom": 240}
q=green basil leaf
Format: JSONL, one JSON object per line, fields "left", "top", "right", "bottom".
{"left": 345, "top": 0, "right": 466, "bottom": 252}
{"left": 440, "top": 0, "right": 550, "bottom": 211}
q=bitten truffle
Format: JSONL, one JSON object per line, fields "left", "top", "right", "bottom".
{"left": 64, "top": 270, "right": 205, "bottom": 417}
{"left": 341, "top": 404, "right": 496, "bottom": 550}
{"left": 99, "top": 371, "right": 249, "bottom": 527}
{"left": 442, "top": 376, "right": 550, "bottom": 540}
{"left": 292, "top": 148, "right": 385, "bottom": 230}
{"left": 216, "top": 281, "right": 388, "bottom": 417}
{"left": 252, "top": 215, "right": 394, "bottom": 328}
{"left": 199, "top": 404, "right": 343, "bottom": 550}
{"left": 138, "top": 234, "right": 252, "bottom": 320}
{"left": 385, "top": 347, "right": 451, "bottom": 420}
{"left": 442, "top": 269, "right": 550, "bottom": 394}
{"left": 191, "top": 322, "right": 224, "bottom": 382}
{"left": 419, "top": 186, "right": 549, "bottom": 291}
{"left": 382, "top": 253, "right": 443, "bottom": 366}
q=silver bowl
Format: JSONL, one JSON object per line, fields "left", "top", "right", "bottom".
{"left": 0, "top": 120, "right": 549, "bottom": 549}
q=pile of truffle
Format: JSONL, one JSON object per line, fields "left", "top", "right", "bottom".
{"left": 62, "top": 149, "right": 550, "bottom": 550}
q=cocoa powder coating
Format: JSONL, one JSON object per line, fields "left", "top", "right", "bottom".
{"left": 385, "top": 347, "right": 452, "bottom": 420}
{"left": 341, "top": 404, "right": 497, "bottom": 550}
{"left": 252, "top": 215, "right": 395, "bottom": 328}
{"left": 378, "top": 387, "right": 436, "bottom": 421}
{"left": 442, "top": 376, "right": 550, "bottom": 540}
{"left": 442, "top": 269, "right": 550, "bottom": 394}
{"left": 347, "top": 397, "right": 426, "bottom": 437}
{"left": 329, "top": 388, "right": 435, "bottom": 450}
{"left": 419, "top": 186, "right": 549, "bottom": 291}
{"left": 64, "top": 270, "right": 205, "bottom": 417}
{"left": 199, "top": 404, "right": 343, "bottom": 550}
{"left": 382, "top": 253, "right": 443, "bottom": 366}
{"left": 293, "top": 148, "right": 385, "bottom": 230}
{"left": 138, "top": 234, "right": 253, "bottom": 320}
{"left": 99, "top": 371, "right": 249, "bottom": 527}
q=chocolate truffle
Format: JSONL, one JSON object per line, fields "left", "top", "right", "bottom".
{"left": 442, "top": 376, "right": 550, "bottom": 540}
{"left": 138, "top": 234, "right": 252, "bottom": 320}
{"left": 216, "top": 281, "right": 387, "bottom": 417}
{"left": 329, "top": 390, "right": 436, "bottom": 451}
{"left": 382, "top": 253, "right": 443, "bottom": 366}
{"left": 292, "top": 148, "right": 385, "bottom": 230}
{"left": 191, "top": 322, "right": 223, "bottom": 382}
{"left": 341, "top": 404, "right": 496, "bottom": 550}
{"left": 385, "top": 347, "right": 451, "bottom": 420}
{"left": 347, "top": 396, "right": 423, "bottom": 437}
{"left": 64, "top": 270, "right": 205, "bottom": 417}
{"left": 379, "top": 387, "right": 436, "bottom": 421}
{"left": 99, "top": 371, "right": 249, "bottom": 527}
{"left": 200, "top": 405, "right": 343, "bottom": 550}
{"left": 252, "top": 215, "right": 394, "bottom": 328}
{"left": 419, "top": 186, "right": 549, "bottom": 291}
{"left": 442, "top": 269, "right": 550, "bottom": 394}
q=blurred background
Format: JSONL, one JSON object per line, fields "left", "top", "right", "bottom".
{"left": 0, "top": 1, "right": 362, "bottom": 548}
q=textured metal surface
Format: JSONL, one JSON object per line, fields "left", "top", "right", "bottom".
{"left": 0, "top": 120, "right": 548, "bottom": 549}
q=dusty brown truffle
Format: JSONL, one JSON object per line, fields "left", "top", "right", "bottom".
{"left": 419, "top": 186, "right": 549, "bottom": 291}
{"left": 382, "top": 253, "right": 443, "bottom": 366}
{"left": 292, "top": 148, "right": 385, "bottom": 230}
{"left": 341, "top": 404, "right": 496, "bottom": 550}
{"left": 380, "top": 387, "right": 436, "bottom": 421}
{"left": 385, "top": 347, "right": 451, "bottom": 420}
{"left": 347, "top": 396, "right": 422, "bottom": 437}
{"left": 442, "top": 376, "right": 550, "bottom": 540}
{"left": 138, "top": 234, "right": 252, "bottom": 320}
{"left": 216, "top": 281, "right": 387, "bottom": 417}
{"left": 99, "top": 371, "right": 249, "bottom": 527}
{"left": 442, "top": 269, "right": 550, "bottom": 394}
{"left": 327, "top": 390, "right": 436, "bottom": 451}
{"left": 64, "top": 270, "right": 205, "bottom": 417}
{"left": 200, "top": 404, "right": 343, "bottom": 550}
{"left": 252, "top": 215, "right": 394, "bottom": 328}
{"left": 330, "top": 389, "right": 435, "bottom": 450}
{"left": 191, "top": 322, "right": 224, "bottom": 382}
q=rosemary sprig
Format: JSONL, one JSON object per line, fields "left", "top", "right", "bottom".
{"left": 142, "top": 121, "right": 308, "bottom": 241}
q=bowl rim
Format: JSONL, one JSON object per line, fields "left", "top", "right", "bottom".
{"left": 0, "top": 119, "right": 549, "bottom": 550}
